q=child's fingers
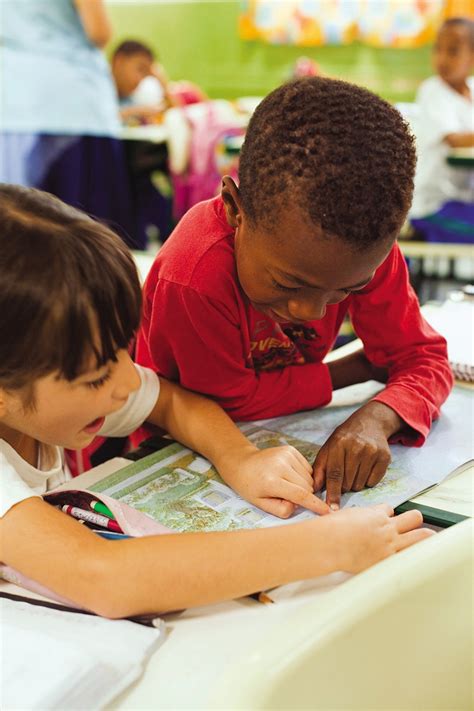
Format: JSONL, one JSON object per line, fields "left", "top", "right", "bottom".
{"left": 393, "top": 509, "right": 423, "bottom": 533}
{"left": 289, "top": 448, "right": 313, "bottom": 474}
{"left": 396, "top": 527, "right": 434, "bottom": 551}
{"left": 258, "top": 498, "right": 296, "bottom": 519}
{"left": 274, "top": 447, "right": 312, "bottom": 483}
{"left": 324, "top": 449, "right": 346, "bottom": 510}
{"left": 365, "top": 455, "right": 391, "bottom": 489}
{"left": 312, "top": 449, "right": 328, "bottom": 492}
{"left": 369, "top": 503, "right": 394, "bottom": 516}
{"left": 283, "top": 467, "right": 314, "bottom": 491}
{"left": 276, "top": 480, "right": 330, "bottom": 515}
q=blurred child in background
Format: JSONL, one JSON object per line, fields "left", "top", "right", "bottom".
{"left": 111, "top": 39, "right": 175, "bottom": 124}
{"left": 410, "top": 18, "right": 474, "bottom": 245}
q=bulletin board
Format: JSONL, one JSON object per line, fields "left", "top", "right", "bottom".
{"left": 239, "top": 0, "right": 447, "bottom": 48}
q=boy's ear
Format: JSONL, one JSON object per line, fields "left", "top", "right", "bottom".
{"left": 221, "top": 176, "right": 243, "bottom": 229}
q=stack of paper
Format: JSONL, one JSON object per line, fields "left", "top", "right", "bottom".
{"left": 1, "top": 597, "right": 165, "bottom": 710}
{"left": 423, "top": 300, "right": 474, "bottom": 382}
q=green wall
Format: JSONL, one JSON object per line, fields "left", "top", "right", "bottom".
{"left": 107, "top": 1, "right": 433, "bottom": 102}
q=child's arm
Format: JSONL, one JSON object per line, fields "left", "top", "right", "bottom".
{"left": 147, "top": 378, "right": 330, "bottom": 518}
{"left": 325, "top": 348, "right": 388, "bottom": 390}
{"left": 0, "top": 496, "right": 431, "bottom": 617}
{"left": 150, "top": 63, "right": 178, "bottom": 109}
{"left": 74, "top": 0, "right": 112, "bottom": 48}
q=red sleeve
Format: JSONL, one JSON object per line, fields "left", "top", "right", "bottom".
{"left": 137, "top": 279, "right": 332, "bottom": 421}
{"left": 350, "top": 244, "right": 453, "bottom": 446}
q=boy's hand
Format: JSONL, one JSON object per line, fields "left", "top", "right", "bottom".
{"left": 313, "top": 401, "right": 403, "bottom": 509}
{"left": 326, "top": 504, "right": 433, "bottom": 573}
{"left": 221, "top": 445, "right": 330, "bottom": 519}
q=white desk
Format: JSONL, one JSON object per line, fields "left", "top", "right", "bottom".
{"left": 120, "top": 125, "right": 169, "bottom": 144}
{"left": 132, "top": 249, "right": 159, "bottom": 284}
{"left": 111, "top": 574, "right": 352, "bottom": 710}
{"left": 89, "top": 377, "right": 472, "bottom": 709}
{"left": 398, "top": 240, "right": 473, "bottom": 260}
{"left": 107, "top": 479, "right": 472, "bottom": 710}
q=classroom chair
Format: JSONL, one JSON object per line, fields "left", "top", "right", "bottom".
{"left": 210, "top": 520, "right": 473, "bottom": 710}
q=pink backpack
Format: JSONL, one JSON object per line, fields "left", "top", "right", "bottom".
{"left": 172, "top": 102, "right": 246, "bottom": 220}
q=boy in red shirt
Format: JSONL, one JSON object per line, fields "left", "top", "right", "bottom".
{"left": 136, "top": 78, "right": 453, "bottom": 512}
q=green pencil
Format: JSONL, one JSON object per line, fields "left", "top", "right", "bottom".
{"left": 90, "top": 500, "right": 115, "bottom": 520}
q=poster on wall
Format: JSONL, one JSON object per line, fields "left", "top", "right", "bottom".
{"left": 239, "top": 0, "right": 445, "bottom": 48}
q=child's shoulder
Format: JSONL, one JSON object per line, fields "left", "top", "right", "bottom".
{"left": 0, "top": 439, "right": 65, "bottom": 519}
{"left": 147, "top": 196, "right": 238, "bottom": 297}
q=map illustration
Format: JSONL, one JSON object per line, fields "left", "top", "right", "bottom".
{"left": 91, "top": 423, "right": 434, "bottom": 533}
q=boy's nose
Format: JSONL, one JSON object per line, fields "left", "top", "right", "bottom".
{"left": 287, "top": 297, "right": 327, "bottom": 321}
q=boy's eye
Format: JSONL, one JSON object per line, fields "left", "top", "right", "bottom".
{"left": 85, "top": 371, "right": 112, "bottom": 390}
{"left": 271, "top": 279, "right": 299, "bottom": 292}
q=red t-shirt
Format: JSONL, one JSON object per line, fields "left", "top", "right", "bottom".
{"left": 136, "top": 197, "right": 453, "bottom": 445}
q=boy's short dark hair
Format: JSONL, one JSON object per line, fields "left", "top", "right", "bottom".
{"left": 0, "top": 185, "right": 141, "bottom": 397}
{"left": 238, "top": 77, "right": 416, "bottom": 250}
{"left": 440, "top": 17, "right": 474, "bottom": 48}
{"left": 113, "top": 39, "right": 155, "bottom": 62}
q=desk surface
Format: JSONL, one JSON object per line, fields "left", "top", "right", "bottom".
{"left": 105, "top": 452, "right": 472, "bottom": 710}
{"left": 111, "top": 573, "right": 353, "bottom": 710}
{"left": 121, "top": 125, "right": 169, "bottom": 144}
{"left": 447, "top": 146, "right": 474, "bottom": 168}
{"left": 77, "top": 377, "right": 471, "bottom": 709}
{"left": 398, "top": 240, "right": 473, "bottom": 259}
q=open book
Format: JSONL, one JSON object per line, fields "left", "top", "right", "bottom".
{"left": 84, "top": 414, "right": 472, "bottom": 534}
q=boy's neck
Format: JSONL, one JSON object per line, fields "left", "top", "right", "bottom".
{"left": 0, "top": 424, "right": 39, "bottom": 467}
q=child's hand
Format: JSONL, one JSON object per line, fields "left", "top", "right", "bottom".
{"left": 326, "top": 504, "right": 433, "bottom": 573}
{"left": 222, "top": 445, "right": 330, "bottom": 518}
{"left": 313, "top": 401, "right": 403, "bottom": 509}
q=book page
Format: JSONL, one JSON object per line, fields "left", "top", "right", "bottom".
{"left": 410, "top": 460, "right": 473, "bottom": 517}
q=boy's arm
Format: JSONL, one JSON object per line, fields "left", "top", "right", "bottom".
{"left": 350, "top": 243, "right": 453, "bottom": 444}
{"left": 313, "top": 244, "right": 453, "bottom": 507}
{"left": 0, "top": 496, "right": 430, "bottom": 618}
{"left": 150, "top": 63, "right": 178, "bottom": 108}
{"left": 146, "top": 378, "right": 330, "bottom": 517}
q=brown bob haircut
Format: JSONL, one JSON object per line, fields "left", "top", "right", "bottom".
{"left": 0, "top": 185, "right": 141, "bottom": 394}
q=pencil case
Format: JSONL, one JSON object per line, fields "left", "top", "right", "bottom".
{"left": 43, "top": 488, "right": 171, "bottom": 537}
{"left": 0, "top": 488, "right": 171, "bottom": 609}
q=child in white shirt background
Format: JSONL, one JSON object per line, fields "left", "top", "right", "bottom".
{"left": 410, "top": 18, "right": 473, "bottom": 243}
